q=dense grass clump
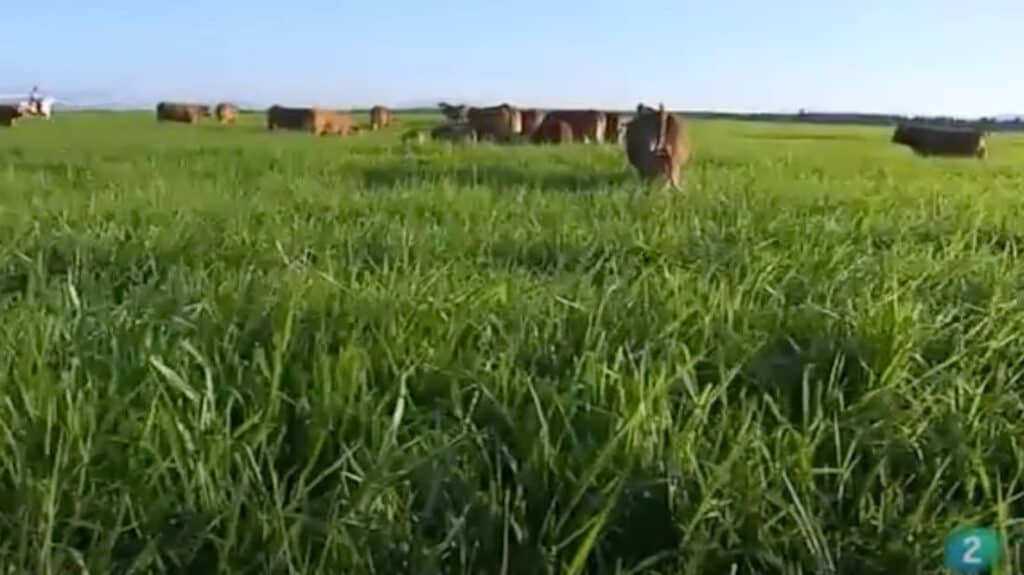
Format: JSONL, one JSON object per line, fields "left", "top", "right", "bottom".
{"left": 2, "top": 111, "right": 1024, "bottom": 573}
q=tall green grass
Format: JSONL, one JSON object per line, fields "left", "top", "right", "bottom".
{"left": 1, "top": 111, "right": 1024, "bottom": 573}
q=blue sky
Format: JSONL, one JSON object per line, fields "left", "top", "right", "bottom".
{"left": 2, "top": 0, "right": 1020, "bottom": 116}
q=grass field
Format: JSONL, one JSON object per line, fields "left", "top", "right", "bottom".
{"left": 2, "top": 111, "right": 1024, "bottom": 574}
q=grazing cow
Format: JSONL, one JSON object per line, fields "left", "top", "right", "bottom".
{"left": 401, "top": 129, "right": 427, "bottom": 144}
{"left": 431, "top": 122, "right": 476, "bottom": 144}
{"left": 543, "top": 110, "right": 607, "bottom": 143}
{"left": 215, "top": 102, "right": 240, "bottom": 124}
{"left": 267, "top": 105, "right": 358, "bottom": 136}
{"left": 624, "top": 103, "right": 690, "bottom": 190}
{"left": 604, "top": 112, "right": 622, "bottom": 143}
{"left": 156, "top": 102, "right": 210, "bottom": 124}
{"left": 531, "top": 116, "right": 574, "bottom": 144}
{"left": 439, "top": 102, "right": 468, "bottom": 122}
{"left": 318, "top": 110, "right": 359, "bottom": 136}
{"left": 0, "top": 105, "right": 23, "bottom": 127}
{"left": 466, "top": 103, "right": 522, "bottom": 142}
{"left": 519, "top": 109, "right": 544, "bottom": 136}
{"left": 891, "top": 123, "right": 986, "bottom": 159}
{"left": 369, "top": 106, "right": 394, "bottom": 130}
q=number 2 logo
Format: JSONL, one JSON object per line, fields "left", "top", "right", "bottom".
{"left": 945, "top": 527, "right": 1000, "bottom": 574}
{"left": 961, "top": 535, "right": 982, "bottom": 565}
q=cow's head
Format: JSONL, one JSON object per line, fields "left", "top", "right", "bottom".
{"left": 439, "top": 102, "right": 468, "bottom": 122}
{"left": 636, "top": 103, "right": 658, "bottom": 116}
{"left": 891, "top": 124, "right": 911, "bottom": 145}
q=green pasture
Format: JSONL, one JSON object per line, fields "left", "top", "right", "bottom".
{"left": 1, "top": 110, "right": 1023, "bottom": 574}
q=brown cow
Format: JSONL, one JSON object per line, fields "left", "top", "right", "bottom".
{"left": 267, "top": 105, "right": 358, "bottom": 136}
{"left": 0, "top": 105, "right": 23, "bottom": 127}
{"left": 215, "top": 102, "right": 240, "bottom": 124}
{"left": 519, "top": 109, "right": 545, "bottom": 136}
{"left": 531, "top": 116, "right": 574, "bottom": 144}
{"left": 439, "top": 102, "right": 468, "bottom": 122}
{"left": 370, "top": 105, "right": 394, "bottom": 130}
{"left": 156, "top": 102, "right": 210, "bottom": 124}
{"left": 604, "top": 112, "right": 622, "bottom": 143}
{"left": 431, "top": 122, "right": 476, "bottom": 144}
{"left": 624, "top": 103, "right": 690, "bottom": 190}
{"left": 892, "top": 123, "right": 986, "bottom": 158}
{"left": 467, "top": 103, "right": 522, "bottom": 142}
{"left": 543, "top": 110, "right": 606, "bottom": 143}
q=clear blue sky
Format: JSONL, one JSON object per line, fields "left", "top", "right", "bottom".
{"left": 2, "top": 0, "right": 1020, "bottom": 116}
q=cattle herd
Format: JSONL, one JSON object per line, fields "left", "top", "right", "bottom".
{"left": 0, "top": 98, "right": 994, "bottom": 188}
{"left": 150, "top": 100, "right": 693, "bottom": 188}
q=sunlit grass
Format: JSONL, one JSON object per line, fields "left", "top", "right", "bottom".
{"left": 1, "top": 111, "right": 1024, "bottom": 573}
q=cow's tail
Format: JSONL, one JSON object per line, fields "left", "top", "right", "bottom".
{"left": 655, "top": 102, "right": 669, "bottom": 155}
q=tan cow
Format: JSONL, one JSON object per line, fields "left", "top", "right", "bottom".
{"left": 370, "top": 105, "right": 394, "bottom": 130}
{"left": 431, "top": 122, "right": 477, "bottom": 144}
{"left": 0, "top": 105, "right": 23, "bottom": 127}
{"left": 624, "top": 103, "right": 690, "bottom": 190}
{"left": 267, "top": 105, "right": 359, "bottom": 136}
{"left": 156, "top": 102, "right": 211, "bottom": 124}
{"left": 215, "top": 102, "right": 240, "bottom": 124}
{"left": 543, "top": 110, "right": 606, "bottom": 143}
{"left": 467, "top": 103, "right": 522, "bottom": 142}
{"left": 531, "top": 116, "right": 574, "bottom": 144}
{"left": 892, "top": 123, "right": 986, "bottom": 158}
{"left": 519, "top": 109, "right": 545, "bottom": 137}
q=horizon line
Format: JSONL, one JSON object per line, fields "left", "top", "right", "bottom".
{"left": 41, "top": 104, "right": 1021, "bottom": 121}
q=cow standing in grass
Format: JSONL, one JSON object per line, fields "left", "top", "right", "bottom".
{"left": 215, "top": 102, "right": 240, "bottom": 124}
{"left": 157, "top": 102, "right": 210, "bottom": 124}
{"left": 0, "top": 105, "right": 23, "bottom": 127}
{"left": 604, "top": 112, "right": 622, "bottom": 144}
{"left": 370, "top": 106, "right": 394, "bottom": 130}
{"left": 519, "top": 109, "right": 544, "bottom": 137}
{"left": 531, "top": 116, "right": 574, "bottom": 144}
{"left": 267, "top": 105, "right": 359, "bottom": 136}
{"left": 542, "top": 110, "right": 607, "bottom": 143}
{"left": 466, "top": 103, "right": 522, "bottom": 142}
{"left": 891, "top": 123, "right": 987, "bottom": 158}
{"left": 624, "top": 103, "right": 690, "bottom": 190}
